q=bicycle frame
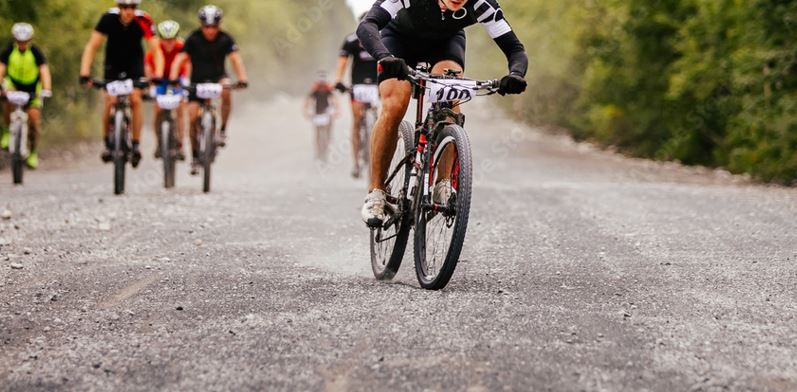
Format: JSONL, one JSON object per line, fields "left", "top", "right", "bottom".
{"left": 383, "top": 66, "right": 498, "bottom": 227}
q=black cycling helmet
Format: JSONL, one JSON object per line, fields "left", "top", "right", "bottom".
{"left": 199, "top": 5, "right": 224, "bottom": 26}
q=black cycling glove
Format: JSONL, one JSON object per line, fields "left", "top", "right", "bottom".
{"left": 334, "top": 82, "right": 348, "bottom": 93}
{"left": 499, "top": 73, "right": 527, "bottom": 95}
{"left": 378, "top": 57, "right": 408, "bottom": 81}
{"left": 236, "top": 80, "right": 249, "bottom": 89}
{"left": 79, "top": 75, "right": 91, "bottom": 86}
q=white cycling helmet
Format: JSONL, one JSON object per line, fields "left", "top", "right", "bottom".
{"left": 11, "top": 23, "right": 34, "bottom": 42}
{"left": 157, "top": 20, "right": 180, "bottom": 39}
{"left": 199, "top": 5, "right": 224, "bottom": 26}
{"left": 116, "top": 0, "right": 142, "bottom": 5}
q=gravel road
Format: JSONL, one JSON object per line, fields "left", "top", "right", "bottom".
{"left": 1, "top": 96, "right": 796, "bottom": 391}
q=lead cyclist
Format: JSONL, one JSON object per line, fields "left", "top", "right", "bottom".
{"left": 357, "top": 0, "right": 529, "bottom": 227}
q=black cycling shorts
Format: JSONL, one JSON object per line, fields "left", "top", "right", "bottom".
{"left": 379, "top": 26, "right": 466, "bottom": 84}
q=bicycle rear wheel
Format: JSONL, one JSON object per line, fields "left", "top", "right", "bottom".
{"left": 413, "top": 124, "right": 472, "bottom": 290}
{"left": 370, "top": 120, "right": 414, "bottom": 280}
{"left": 11, "top": 126, "right": 23, "bottom": 185}
{"left": 361, "top": 107, "right": 375, "bottom": 166}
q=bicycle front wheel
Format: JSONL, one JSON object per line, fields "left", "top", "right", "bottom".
{"left": 10, "top": 125, "right": 23, "bottom": 185}
{"left": 159, "top": 112, "right": 176, "bottom": 189}
{"left": 414, "top": 124, "right": 472, "bottom": 290}
{"left": 200, "top": 111, "right": 215, "bottom": 193}
{"left": 113, "top": 111, "right": 127, "bottom": 195}
{"left": 370, "top": 120, "right": 414, "bottom": 280}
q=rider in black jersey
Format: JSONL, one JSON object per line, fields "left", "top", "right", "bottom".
{"left": 170, "top": 5, "right": 248, "bottom": 175}
{"left": 357, "top": 0, "right": 528, "bottom": 226}
{"left": 334, "top": 16, "right": 378, "bottom": 178}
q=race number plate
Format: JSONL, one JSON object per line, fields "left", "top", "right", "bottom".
{"left": 426, "top": 79, "right": 477, "bottom": 104}
{"left": 196, "top": 83, "right": 223, "bottom": 100}
{"left": 5, "top": 91, "right": 30, "bottom": 106}
{"left": 156, "top": 94, "right": 183, "bottom": 110}
{"left": 352, "top": 84, "right": 379, "bottom": 104}
{"left": 312, "top": 114, "right": 331, "bottom": 126}
{"left": 106, "top": 79, "right": 135, "bottom": 97}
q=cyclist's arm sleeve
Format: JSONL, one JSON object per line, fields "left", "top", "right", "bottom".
{"left": 339, "top": 36, "right": 355, "bottom": 58}
{"left": 476, "top": 0, "right": 528, "bottom": 76}
{"left": 225, "top": 35, "right": 239, "bottom": 55}
{"left": 356, "top": 0, "right": 405, "bottom": 61}
{"left": 493, "top": 32, "right": 528, "bottom": 77}
{"left": 0, "top": 46, "right": 11, "bottom": 65}
{"left": 32, "top": 46, "right": 47, "bottom": 65}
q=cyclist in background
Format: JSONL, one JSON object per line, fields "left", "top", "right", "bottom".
{"left": 79, "top": 0, "right": 164, "bottom": 168}
{"left": 145, "top": 20, "right": 188, "bottom": 161}
{"left": 0, "top": 23, "right": 52, "bottom": 170}
{"left": 304, "top": 72, "right": 340, "bottom": 162}
{"left": 171, "top": 5, "right": 248, "bottom": 175}
{"left": 335, "top": 13, "right": 378, "bottom": 179}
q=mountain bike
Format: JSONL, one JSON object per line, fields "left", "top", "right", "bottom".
{"left": 91, "top": 78, "right": 149, "bottom": 195}
{"left": 369, "top": 65, "right": 500, "bottom": 290}
{"left": 185, "top": 82, "right": 244, "bottom": 193}
{"left": 2, "top": 90, "right": 42, "bottom": 184}
{"left": 155, "top": 91, "right": 184, "bottom": 189}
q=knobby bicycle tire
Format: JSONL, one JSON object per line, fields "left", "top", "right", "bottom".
{"left": 413, "top": 124, "right": 472, "bottom": 290}
{"left": 370, "top": 120, "right": 414, "bottom": 280}
{"left": 113, "top": 110, "right": 127, "bottom": 195}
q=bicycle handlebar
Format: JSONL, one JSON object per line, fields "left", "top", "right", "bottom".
{"left": 405, "top": 67, "right": 501, "bottom": 92}
{"left": 89, "top": 79, "right": 150, "bottom": 90}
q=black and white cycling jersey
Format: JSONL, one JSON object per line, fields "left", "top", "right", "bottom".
{"left": 357, "top": 0, "right": 528, "bottom": 76}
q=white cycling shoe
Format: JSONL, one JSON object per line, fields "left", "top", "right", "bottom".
{"left": 433, "top": 179, "right": 453, "bottom": 206}
{"left": 362, "top": 189, "right": 387, "bottom": 227}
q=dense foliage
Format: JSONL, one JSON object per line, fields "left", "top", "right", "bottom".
{"left": 0, "top": 0, "right": 352, "bottom": 145}
{"left": 468, "top": 0, "right": 797, "bottom": 184}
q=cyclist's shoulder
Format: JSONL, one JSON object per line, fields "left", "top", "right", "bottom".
{"left": 134, "top": 9, "right": 154, "bottom": 24}
{"left": 0, "top": 44, "right": 12, "bottom": 62}
{"left": 218, "top": 30, "right": 236, "bottom": 43}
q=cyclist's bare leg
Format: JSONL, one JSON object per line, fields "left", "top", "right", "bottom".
{"left": 188, "top": 102, "right": 200, "bottom": 158}
{"left": 220, "top": 78, "right": 232, "bottom": 131}
{"left": 130, "top": 89, "right": 143, "bottom": 142}
{"left": 152, "top": 104, "right": 162, "bottom": 142}
{"left": 432, "top": 60, "right": 464, "bottom": 183}
{"left": 3, "top": 102, "right": 10, "bottom": 127}
{"left": 176, "top": 102, "right": 187, "bottom": 147}
{"left": 27, "top": 107, "right": 41, "bottom": 151}
{"left": 351, "top": 100, "right": 365, "bottom": 171}
{"left": 102, "top": 93, "right": 116, "bottom": 141}
{"left": 368, "top": 79, "right": 412, "bottom": 192}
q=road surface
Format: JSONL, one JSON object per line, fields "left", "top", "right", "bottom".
{"left": 1, "top": 96, "right": 796, "bottom": 391}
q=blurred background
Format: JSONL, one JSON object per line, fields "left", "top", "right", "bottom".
{"left": 1, "top": 0, "right": 796, "bottom": 184}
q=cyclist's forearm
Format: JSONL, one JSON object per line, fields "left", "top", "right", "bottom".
{"left": 150, "top": 38, "right": 165, "bottom": 78}
{"left": 80, "top": 33, "right": 104, "bottom": 76}
{"left": 494, "top": 32, "right": 528, "bottom": 77}
{"left": 40, "top": 65, "right": 52, "bottom": 90}
{"left": 335, "top": 57, "right": 348, "bottom": 83}
{"left": 0, "top": 63, "right": 6, "bottom": 81}
{"left": 79, "top": 45, "right": 96, "bottom": 76}
{"left": 169, "top": 53, "right": 188, "bottom": 81}
{"left": 230, "top": 53, "right": 248, "bottom": 81}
